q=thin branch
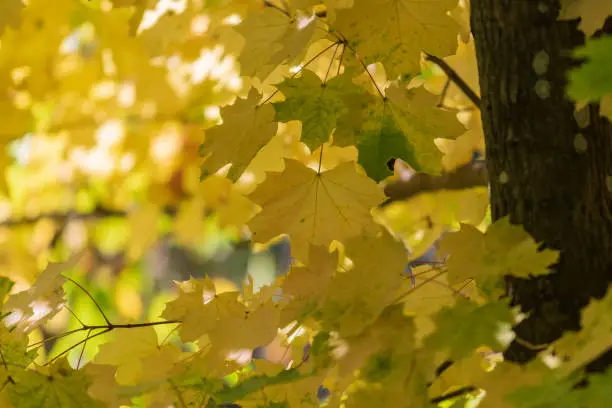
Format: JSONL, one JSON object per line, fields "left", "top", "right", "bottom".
{"left": 28, "top": 327, "right": 89, "bottom": 349}
{"left": 0, "top": 347, "right": 8, "bottom": 371}
{"left": 323, "top": 42, "right": 341, "bottom": 84}
{"left": 429, "top": 386, "right": 479, "bottom": 404}
{"left": 410, "top": 269, "right": 470, "bottom": 299}
{"left": 0, "top": 204, "right": 180, "bottom": 230}
{"left": 423, "top": 52, "right": 481, "bottom": 109}
{"left": 437, "top": 77, "right": 452, "bottom": 108}
{"left": 0, "top": 376, "right": 16, "bottom": 394}
{"left": 46, "top": 327, "right": 112, "bottom": 366}
{"left": 345, "top": 42, "right": 386, "bottom": 100}
{"left": 393, "top": 269, "right": 447, "bottom": 304}
{"left": 76, "top": 328, "right": 93, "bottom": 369}
{"left": 64, "top": 276, "right": 111, "bottom": 326}
{"left": 169, "top": 380, "right": 188, "bottom": 408}
{"left": 336, "top": 43, "right": 346, "bottom": 77}
{"left": 62, "top": 304, "right": 86, "bottom": 327}
{"left": 0, "top": 207, "right": 125, "bottom": 228}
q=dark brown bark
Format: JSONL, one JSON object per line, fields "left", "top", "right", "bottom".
{"left": 470, "top": 0, "right": 612, "bottom": 369}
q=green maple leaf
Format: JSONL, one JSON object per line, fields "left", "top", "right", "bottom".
{"left": 356, "top": 105, "right": 419, "bottom": 182}
{"left": 273, "top": 71, "right": 360, "bottom": 150}
{"left": 574, "top": 368, "right": 612, "bottom": 408}
{"left": 347, "top": 84, "right": 463, "bottom": 181}
{"left": 567, "top": 36, "right": 612, "bottom": 101}
{"left": 424, "top": 298, "right": 514, "bottom": 361}
{"left": 505, "top": 374, "right": 582, "bottom": 408}
{"left": 8, "top": 359, "right": 105, "bottom": 408}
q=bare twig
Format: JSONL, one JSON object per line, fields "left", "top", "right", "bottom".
{"left": 64, "top": 276, "right": 112, "bottom": 326}
{"left": 430, "top": 386, "right": 479, "bottom": 404}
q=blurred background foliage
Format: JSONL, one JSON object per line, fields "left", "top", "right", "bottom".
{"left": 0, "top": 0, "right": 300, "bottom": 368}
{"left": 0, "top": 0, "right": 480, "bottom": 372}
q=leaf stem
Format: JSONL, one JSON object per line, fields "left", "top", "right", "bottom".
{"left": 344, "top": 42, "right": 385, "bottom": 100}
{"left": 258, "top": 40, "right": 342, "bottom": 106}
{"left": 64, "top": 276, "right": 112, "bottom": 326}
{"left": 323, "top": 42, "right": 341, "bottom": 84}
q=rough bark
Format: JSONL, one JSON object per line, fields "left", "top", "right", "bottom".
{"left": 470, "top": 0, "right": 612, "bottom": 369}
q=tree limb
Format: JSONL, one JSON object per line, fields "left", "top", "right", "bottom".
{"left": 381, "top": 160, "right": 488, "bottom": 206}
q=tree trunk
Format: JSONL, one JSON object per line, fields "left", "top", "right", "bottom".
{"left": 470, "top": 0, "right": 612, "bottom": 370}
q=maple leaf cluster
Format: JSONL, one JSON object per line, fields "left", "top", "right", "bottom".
{"left": 0, "top": 0, "right": 610, "bottom": 407}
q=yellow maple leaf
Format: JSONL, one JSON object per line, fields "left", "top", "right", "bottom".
{"left": 201, "top": 89, "right": 278, "bottom": 182}
{"left": 319, "top": 231, "right": 408, "bottom": 336}
{"left": 553, "top": 285, "right": 612, "bottom": 377}
{"left": 423, "top": 36, "right": 481, "bottom": 110}
{"left": 84, "top": 363, "right": 131, "bottom": 408}
{"left": 93, "top": 326, "right": 157, "bottom": 385}
{"left": 333, "top": 0, "right": 459, "bottom": 78}
{"left": 438, "top": 217, "right": 559, "bottom": 288}
{"left": 207, "top": 300, "right": 280, "bottom": 350}
{"left": 280, "top": 244, "right": 339, "bottom": 326}
{"left": 248, "top": 159, "right": 385, "bottom": 262}
{"left": 161, "top": 277, "right": 224, "bottom": 342}
{"left": 374, "top": 186, "right": 489, "bottom": 259}
{"left": 93, "top": 326, "right": 183, "bottom": 386}
{"left": 236, "top": 7, "right": 316, "bottom": 80}
{"left": 173, "top": 196, "right": 207, "bottom": 246}
{"left": 199, "top": 175, "right": 255, "bottom": 229}
{"left": 436, "top": 111, "right": 485, "bottom": 171}
{"left": 127, "top": 203, "right": 161, "bottom": 261}
{"left": 235, "top": 8, "right": 288, "bottom": 78}
{"left": 3, "top": 253, "right": 81, "bottom": 333}
{"left": 559, "top": 0, "right": 612, "bottom": 36}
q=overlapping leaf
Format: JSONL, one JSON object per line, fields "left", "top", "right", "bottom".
{"left": 247, "top": 159, "right": 385, "bottom": 262}
{"left": 438, "top": 216, "right": 559, "bottom": 289}
{"left": 567, "top": 36, "right": 612, "bottom": 119}
{"left": 200, "top": 89, "right": 278, "bottom": 181}
{"left": 336, "top": 83, "right": 464, "bottom": 181}
{"left": 333, "top": 0, "right": 459, "bottom": 78}
{"left": 273, "top": 70, "right": 358, "bottom": 150}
